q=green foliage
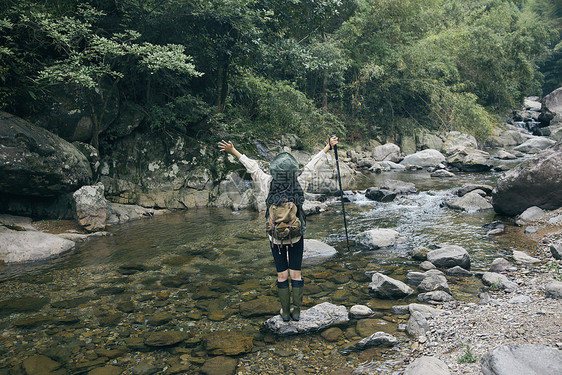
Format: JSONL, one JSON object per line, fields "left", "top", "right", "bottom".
{"left": 458, "top": 344, "right": 478, "bottom": 364}
{"left": 546, "top": 262, "right": 562, "bottom": 281}
{"left": 1, "top": 0, "right": 560, "bottom": 149}
{"left": 225, "top": 70, "right": 344, "bottom": 143}
{"left": 27, "top": 6, "right": 201, "bottom": 89}
{"left": 147, "top": 95, "right": 212, "bottom": 133}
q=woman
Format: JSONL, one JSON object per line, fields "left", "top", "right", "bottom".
{"left": 218, "top": 136, "right": 339, "bottom": 321}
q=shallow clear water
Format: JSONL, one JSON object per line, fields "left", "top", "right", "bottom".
{"left": 0, "top": 169, "right": 536, "bottom": 373}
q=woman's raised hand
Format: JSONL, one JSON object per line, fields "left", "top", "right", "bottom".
{"left": 218, "top": 140, "right": 242, "bottom": 159}
{"left": 323, "top": 135, "right": 339, "bottom": 153}
{"left": 218, "top": 140, "right": 235, "bottom": 153}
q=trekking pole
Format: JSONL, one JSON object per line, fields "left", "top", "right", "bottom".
{"left": 331, "top": 136, "right": 350, "bottom": 251}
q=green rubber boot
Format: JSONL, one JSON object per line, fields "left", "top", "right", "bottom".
{"left": 291, "top": 279, "right": 304, "bottom": 321}
{"left": 277, "top": 280, "right": 291, "bottom": 322}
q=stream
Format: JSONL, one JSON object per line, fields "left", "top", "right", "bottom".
{"left": 0, "top": 168, "right": 537, "bottom": 374}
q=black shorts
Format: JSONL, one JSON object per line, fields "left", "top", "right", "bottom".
{"left": 270, "top": 237, "right": 304, "bottom": 272}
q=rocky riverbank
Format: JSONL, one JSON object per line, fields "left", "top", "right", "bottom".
{"left": 396, "top": 208, "right": 562, "bottom": 375}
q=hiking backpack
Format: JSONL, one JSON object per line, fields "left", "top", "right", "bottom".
{"left": 266, "top": 200, "right": 302, "bottom": 244}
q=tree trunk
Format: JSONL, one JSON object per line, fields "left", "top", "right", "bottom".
{"left": 322, "top": 71, "right": 328, "bottom": 111}
{"left": 216, "top": 54, "right": 229, "bottom": 112}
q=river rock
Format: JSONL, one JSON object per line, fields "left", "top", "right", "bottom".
{"left": 457, "top": 183, "right": 494, "bottom": 197}
{"left": 427, "top": 245, "right": 471, "bottom": 269}
{"left": 446, "top": 266, "right": 473, "bottom": 276}
{"left": 22, "top": 355, "right": 62, "bottom": 375}
{"left": 411, "top": 246, "right": 431, "bottom": 261}
{"left": 515, "top": 206, "right": 546, "bottom": 225}
{"left": 264, "top": 302, "right": 349, "bottom": 336}
{"left": 144, "top": 331, "right": 187, "bottom": 347}
{"left": 203, "top": 330, "right": 254, "bottom": 356}
{"left": 487, "top": 129, "right": 530, "bottom": 148}
{"left": 446, "top": 191, "right": 493, "bottom": 212}
{"left": 543, "top": 87, "right": 562, "bottom": 115}
{"left": 373, "top": 143, "right": 401, "bottom": 162}
{"left": 418, "top": 274, "right": 450, "bottom": 293}
{"left": 0, "top": 214, "right": 37, "bottom": 231}
{"left": 400, "top": 149, "right": 446, "bottom": 167}
{"left": 369, "top": 272, "right": 414, "bottom": 299}
{"left": 381, "top": 180, "right": 417, "bottom": 194}
{"left": 406, "top": 271, "right": 427, "bottom": 286}
{"left": 481, "top": 344, "right": 562, "bottom": 375}
{"left": 365, "top": 187, "right": 397, "bottom": 202}
{"left": 442, "top": 131, "right": 478, "bottom": 154}
{"left": 417, "top": 291, "right": 455, "bottom": 304}
{"left": 495, "top": 150, "right": 517, "bottom": 160}
{"left": 489, "top": 258, "right": 516, "bottom": 272}
{"left": 303, "top": 239, "right": 337, "bottom": 262}
{"left": 409, "top": 303, "right": 441, "bottom": 316}
{"left": 378, "top": 160, "right": 406, "bottom": 170}
{"left": 0, "top": 111, "right": 92, "bottom": 197}
{"left": 341, "top": 332, "right": 398, "bottom": 353}
{"left": 0, "top": 231, "right": 75, "bottom": 263}
{"left": 406, "top": 269, "right": 444, "bottom": 286}
{"left": 404, "top": 356, "right": 450, "bottom": 375}
{"left": 481, "top": 272, "right": 518, "bottom": 292}
{"left": 420, "top": 261, "right": 436, "bottom": 270}
{"left": 106, "top": 203, "right": 155, "bottom": 225}
{"left": 239, "top": 296, "right": 279, "bottom": 317}
{"left": 545, "top": 281, "right": 562, "bottom": 299}
{"left": 302, "top": 200, "right": 327, "bottom": 216}
{"left": 550, "top": 244, "right": 562, "bottom": 260}
{"left": 446, "top": 147, "right": 493, "bottom": 172}
{"left": 321, "top": 327, "right": 344, "bottom": 342}
{"left": 356, "top": 228, "right": 403, "bottom": 250}
{"left": 420, "top": 133, "right": 444, "bottom": 151}
{"left": 349, "top": 305, "right": 375, "bottom": 319}
{"left": 73, "top": 184, "right": 109, "bottom": 232}
{"left": 431, "top": 169, "right": 455, "bottom": 177}
{"left": 407, "top": 311, "right": 429, "bottom": 338}
{"left": 512, "top": 137, "right": 556, "bottom": 154}
{"left": 200, "top": 356, "right": 238, "bottom": 375}
{"left": 512, "top": 250, "right": 540, "bottom": 264}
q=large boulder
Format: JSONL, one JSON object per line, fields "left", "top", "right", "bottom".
{"left": 0, "top": 231, "right": 75, "bottom": 263}
{"left": 446, "top": 147, "right": 493, "bottom": 172}
{"left": 356, "top": 228, "right": 403, "bottom": 250}
{"left": 542, "top": 87, "right": 562, "bottom": 120}
{"left": 369, "top": 272, "right": 414, "bottom": 299}
{"left": 512, "top": 137, "right": 556, "bottom": 154}
{"left": 73, "top": 184, "right": 109, "bottom": 232}
{"left": 264, "top": 302, "right": 349, "bottom": 336}
{"left": 420, "top": 133, "right": 444, "bottom": 151}
{"left": 400, "top": 149, "right": 446, "bottom": 167}
{"left": 442, "top": 131, "right": 478, "bottom": 154}
{"left": 492, "top": 140, "right": 562, "bottom": 215}
{"left": 373, "top": 143, "right": 401, "bottom": 162}
{"left": 446, "top": 192, "right": 493, "bottom": 212}
{"left": 0, "top": 112, "right": 92, "bottom": 197}
{"left": 303, "top": 239, "right": 337, "bottom": 263}
{"left": 427, "top": 245, "right": 471, "bottom": 269}
{"left": 406, "top": 311, "right": 429, "bottom": 338}
{"left": 487, "top": 129, "right": 531, "bottom": 148}
{"left": 481, "top": 272, "right": 518, "bottom": 293}
{"left": 381, "top": 180, "right": 417, "bottom": 194}
{"left": 481, "top": 344, "right": 562, "bottom": 375}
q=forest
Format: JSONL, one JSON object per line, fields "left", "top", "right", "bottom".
{"left": 1, "top": 0, "right": 561, "bottom": 150}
